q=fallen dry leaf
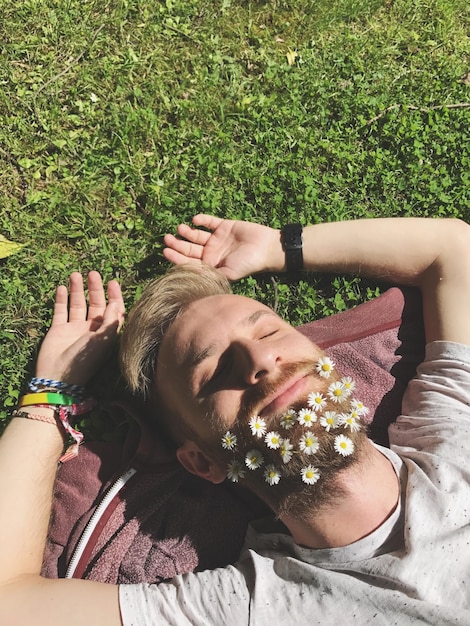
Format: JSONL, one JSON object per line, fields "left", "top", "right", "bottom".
{"left": 0, "top": 234, "right": 24, "bottom": 259}
{"left": 286, "top": 49, "right": 299, "bottom": 66}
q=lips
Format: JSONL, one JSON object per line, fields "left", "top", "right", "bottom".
{"left": 259, "top": 374, "right": 310, "bottom": 417}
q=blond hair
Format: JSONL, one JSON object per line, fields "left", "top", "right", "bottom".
{"left": 120, "top": 264, "right": 231, "bottom": 398}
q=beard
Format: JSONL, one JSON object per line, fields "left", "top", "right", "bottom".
{"left": 195, "top": 359, "right": 361, "bottom": 521}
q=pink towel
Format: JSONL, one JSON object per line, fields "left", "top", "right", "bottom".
{"left": 42, "top": 287, "right": 424, "bottom": 583}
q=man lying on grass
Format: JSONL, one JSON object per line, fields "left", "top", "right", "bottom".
{"left": 1, "top": 214, "right": 470, "bottom": 625}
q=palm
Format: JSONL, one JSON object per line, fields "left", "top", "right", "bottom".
{"left": 163, "top": 214, "right": 277, "bottom": 280}
{"left": 35, "top": 272, "right": 125, "bottom": 386}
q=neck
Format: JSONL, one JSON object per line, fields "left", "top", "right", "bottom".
{"left": 281, "top": 442, "right": 399, "bottom": 549}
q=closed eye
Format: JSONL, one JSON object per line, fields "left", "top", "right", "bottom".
{"left": 198, "top": 353, "right": 231, "bottom": 395}
{"left": 259, "top": 329, "right": 278, "bottom": 340}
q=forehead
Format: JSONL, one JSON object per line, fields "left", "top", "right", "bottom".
{"left": 160, "top": 293, "right": 280, "bottom": 368}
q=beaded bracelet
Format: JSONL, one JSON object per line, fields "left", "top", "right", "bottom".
{"left": 27, "top": 377, "right": 87, "bottom": 401}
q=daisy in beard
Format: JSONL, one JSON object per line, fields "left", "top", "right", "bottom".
{"left": 341, "top": 376, "right": 355, "bottom": 395}
{"left": 350, "top": 399, "right": 369, "bottom": 416}
{"left": 307, "top": 391, "right": 326, "bottom": 412}
{"left": 221, "top": 431, "right": 237, "bottom": 450}
{"left": 249, "top": 415, "right": 267, "bottom": 438}
{"left": 334, "top": 434, "right": 355, "bottom": 457}
{"left": 279, "top": 438, "right": 294, "bottom": 464}
{"left": 265, "top": 431, "right": 281, "bottom": 449}
{"left": 245, "top": 449, "right": 264, "bottom": 470}
{"left": 301, "top": 465, "right": 321, "bottom": 485}
{"left": 280, "top": 409, "right": 296, "bottom": 430}
{"left": 297, "top": 408, "right": 317, "bottom": 427}
{"left": 327, "top": 381, "right": 348, "bottom": 403}
{"left": 315, "top": 356, "right": 335, "bottom": 378}
{"left": 264, "top": 465, "right": 281, "bottom": 486}
{"left": 226, "top": 460, "right": 245, "bottom": 482}
{"left": 339, "top": 413, "right": 361, "bottom": 432}
{"left": 299, "top": 431, "right": 320, "bottom": 455}
{"left": 349, "top": 408, "right": 362, "bottom": 420}
{"left": 320, "top": 411, "right": 340, "bottom": 432}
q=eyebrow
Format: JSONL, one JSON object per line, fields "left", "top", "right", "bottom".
{"left": 188, "top": 308, "right": 277, "bottom": 374}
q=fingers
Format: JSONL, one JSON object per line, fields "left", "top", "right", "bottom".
{"left": 163, "top": 233, "right": 204, "bottom": 260}
{"left": 106, "top": 280, "right": 126, "bottom": 331}
{"left": 52, "top": 272, "right": 124, "bottom": 330}
{"left": 176, "top": 224, "right": 212, "bottom": 245}
{"left": 192, "top": 214, "right": 223, "bottom": 230}
{"left": 163, "top": 246, "right": 202, "bottom": 266}
{"left": 163, "top": 216, "right": 223, "bottom": 263}
{"left": 86, "top": 270, "right": 107, "bottom": 322}
{"left": 51, "top": 285, "right": 69, "bottom": 326}
{"left": 68, "top": 273, "right": 87, "bottom": 322}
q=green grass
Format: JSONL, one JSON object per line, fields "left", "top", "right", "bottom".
{"left": 1, "top": 0, "right": 469, "bottom": 433}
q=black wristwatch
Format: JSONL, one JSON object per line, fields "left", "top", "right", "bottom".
{"left": 281, "top": 223, "right": 304, "bottom": 272}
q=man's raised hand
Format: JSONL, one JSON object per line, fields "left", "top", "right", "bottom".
{"left": 35, "top": 271, "right": 125, "bottom": 386}
{"left": 163, "top": 214, "right": 283, "bottom": 280}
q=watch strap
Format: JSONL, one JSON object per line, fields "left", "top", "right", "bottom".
{"left": 281, "top": 223, "right": 303, "bottom": 272}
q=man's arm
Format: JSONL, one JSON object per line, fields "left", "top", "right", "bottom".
{"left": 0, "top": 272, "right": 124, "bottom": 626}
{"left": 163, "top": 215, "right": 470, "bottom": 345}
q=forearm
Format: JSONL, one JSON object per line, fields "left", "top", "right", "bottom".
{"left": 270, "top": 217, "right": 463, "bottom": 287}
{"left": 0, "top": 413, "right": 63, "bottom": 583}
{"left": 267, "top": 216, "right": 470, "bottom": 344}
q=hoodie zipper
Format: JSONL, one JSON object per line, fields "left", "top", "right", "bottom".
{"left": 64, "top": 467, "right": 137, "bottom": 579}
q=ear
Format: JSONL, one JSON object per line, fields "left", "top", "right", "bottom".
{"left": 176, "top": 440, "right": 226, "bottom": 484}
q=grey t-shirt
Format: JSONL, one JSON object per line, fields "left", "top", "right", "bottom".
{"left": 119, "top": 341, "right": 470, "bottom": 625}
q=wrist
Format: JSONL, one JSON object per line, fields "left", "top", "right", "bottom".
{"left": 16, "top": 406, "right": 57, "bottom": 419}
{"left": 265, "top": 229, "right": 286, "bottom": 272}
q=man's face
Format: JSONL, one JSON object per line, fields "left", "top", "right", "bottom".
{"left": 156, "top": 294, "right": 323, "bottom": 441}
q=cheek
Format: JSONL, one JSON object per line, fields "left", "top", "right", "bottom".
{"left": 156, "top": 365, "right": 191, "bottom": 424}
{"left": 203, "top": 390, "right": 243, "bottom": 432}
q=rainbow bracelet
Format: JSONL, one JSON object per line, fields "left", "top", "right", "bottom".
{"left": 19, "top": 393, "right": 76, "bottom": 407}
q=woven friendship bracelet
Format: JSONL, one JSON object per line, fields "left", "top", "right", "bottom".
{"left": 57, "top": 405, "right": 84, "bottom": 463}
{"left": 27, "top": 377, "right": 87, "bottom": 401}
{"left": 15, "top": 406, "right": 84, "bottom": 463}
{"left": 12, "top": 410, "right": 58, "bottom": 426}
{"left": 14, "top": 397, "right": 96, "bottom": 462}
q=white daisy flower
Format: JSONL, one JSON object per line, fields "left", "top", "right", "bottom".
{"left": 327, "top": 381, "right": 347, "bottom": 403}
{"left": 307, "top": 391, "right": 326, "bottom": 412}
{"left": 90, "top": 92, "right": 99, "bottom": 103}
{"left": 279, "top": 438, "right": 294, "bottom": 464}
{"left": 249, "top": 415, "right": 267, "bottom": 438}
{"left": 245, "top": 449, "right": 264, "bottom": 470}
{"left": 350, "top": 399, "right": 369, "bottom": 416}
{"left": 339, "top": 413, "right": 361, "bottom": 432}
{"left": 320, "top": 411, "right": 340, "bottom": 432}
{"left": 221, "top": 431, "right": 238, "bottom": 450}
{"left": 349, "top": 408, "right": 361, "bottom": 420}
{"left": 280, "top": 409, "right": 296, "bottom": 430}
{"left": 264, "top": 464, "right": 281, "bottom": 486}
{"left": 297, "top": 408, "right": 317, "bottom": 426}
{"left": 301, "top": 465, "right": 321, "bottom": 485}
{"left": 341, "top": 376, "right": 356, "bottom": 395}
{"left": 265, "top": 431, "right": 282, "bottom": 449}
{"left": 226, "top": 460, "right": 245, "bottom": 482}
{"left": 334, "top": 434, "right": 355, "bottom": 457}
{"left": 315, "top": 356, "right": 335, "bottom": 378}
{"left": 299, "top": 431, "right": 320, "bottom": 455}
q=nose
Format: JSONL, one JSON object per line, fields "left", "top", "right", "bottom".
{"left": 233, "top": 338, "right": 279, "bottom": 385}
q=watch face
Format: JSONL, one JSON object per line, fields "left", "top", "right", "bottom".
{"left": 283, "top": 224, "right": 303, "bottom": 248}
